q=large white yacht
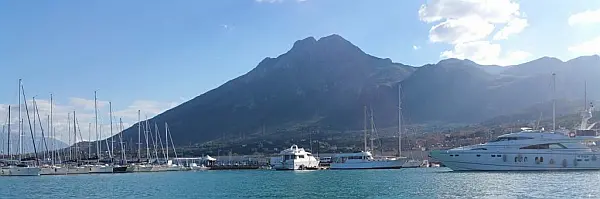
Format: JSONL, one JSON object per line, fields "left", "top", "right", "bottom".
{"left": 430, "top": 128, "right": 600, "bottom": 171}
{"left": 330, "top": 151, "right": 404, "bottom": 169}
{"left": 271, "top": 145, "right": 320, "bottom": 170}
{"left": 431, "top": 101, "right": 599, "bottom": 171}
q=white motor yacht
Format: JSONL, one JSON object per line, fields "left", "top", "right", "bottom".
{"left": 430, "top": 128, "right": 600, "bottom": 171}
{"left": 272, "top": 145, "right": 320, "bottom": 170}
{"left": 330, "top": 151, "right": 404, "bottom": 169}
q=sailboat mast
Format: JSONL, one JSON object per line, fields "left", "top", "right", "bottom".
{"left": 109, "top": 102, "right": 114, "bottom": 159}
{"left": 50, "top": 94, "right": 54, "bottom": 165}
{"left": 369, "top": 106, "right": 374, "bottom": 154}
{"left": 68, "top": 112, "right": 71, "bottom": 160}
{"left": 363, "top": 106, "right": 367, "bottom": 152}
{"left": 88, "top": 123, "right": 91, "bottom": 159}
{"left": 119, "top": 118, "right": 126, "bottom": 162}
{"left": 73, "top": 110, "right": 77, "bottom": 162}
{"left": 94, "top": 91, "right": 100, "bottom": 159}
{"left": 398, "top": 84, "right": 402, "bottom": 157}
{"left": 552, "top": 73, "right": 556, "bottom": 132}
{"left": 145, "top": 117, "right": 150, "bottom": 159}
{"left": 21, "top": 82, "right": 40, "bottom": 165}
{"left": 165, "top": 122, "right": 169, "bottom": 161}
{"left": 137, "top": 110, "right": 141, "bottom": 159}
{"left": 7, "top": 105, "right": 11, "bottom": 159}
{"left": 18, "top": 79, "right": 22, "bottom": 160}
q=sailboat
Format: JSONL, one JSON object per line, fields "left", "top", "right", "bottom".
{"left": 329, "top": 105, "right": 404, "bottom": 170}
{"left": 131, "top": 111, "right": 154, "bottom": 172}
{"left": 39, "top": 95, "right": 68, "bottom": 175}
{"left": 1, "top": 79, "right": 41, "bottom": 176}
{"left": 85, "top": 91, "right": 113, "bottom": 174}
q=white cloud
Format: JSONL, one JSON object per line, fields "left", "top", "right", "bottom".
{"left": 568, "top": 9, "right": 600, "bottom": 26}
{"left": 413, "top": 45, "right": 421, "bottom": 50}
{"left": 69, "top": 97, "right": 109, "bottom": 111}
{"left": 441, "top": 41, "right": 531, "bottom": 65}
{"left": 493, "top": 17, "right": 528, "bottom": 40}
{"left": 418, "top": 0, "right": 521, "bottom": 24}
{"left": 568, "top": 36, "right": 600, "bottom": 55}
{"left": 429, "top": 17, "right": 495, "bottom": 44}
{"left": 419, "top": 0, "right": 529, "bottom": 65}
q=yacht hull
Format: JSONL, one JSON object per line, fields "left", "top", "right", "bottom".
{"left": 273, "top": 161, "right": 320, "bottom": 170}
{"left": 1, "top": 167, "right": 41, "bottom": 176}
{"left": 430, "top": 150, "right": 600, "bottom": 171}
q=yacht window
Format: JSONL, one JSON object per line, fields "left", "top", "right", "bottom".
{"left": 524, "top": 157, "right": 528, "bottom": 162}
{"left": 307, "top": 154, "right": 313, "bottom": 157}
{"left": 549, "top": 143, "right": 568, "bottom": 149}
{"left": 471, "top": 148, "right": 488, "bottom": 150}
{"left": 521, "top": 143, "right": 567, "bottom": 149}
{"left": 540, "top": 157, "right": 544, "bottom": 162}
{"left": 490, "top": 137, "right": 533, "bottom": 142}
{"left": 514, "top": 157, "right": 518, "bottom": 162}
{"left": 298, "top": 155, "right": 305, "bottom": 159}
{"left": 476, "top": 155, "right": 481, "bottom": 157}
{"left": 497, "top": 155, "right": 502, "bottom": 157}
{"left": 491, "top": 155, "right": 496, "bottom": 157}
{"left": 450, "top": 155, "right": 454, "bottom": 157}
{"left": 455, "top": 154, "right": 459, "bottom": 157}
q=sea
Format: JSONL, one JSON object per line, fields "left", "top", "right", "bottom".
{"left": 1, "top": 168, "right": 599, "bottom": 199}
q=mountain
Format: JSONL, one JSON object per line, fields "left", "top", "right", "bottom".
{"left": 115, "top": 34, "right": 600, "bottom": 146}
{"left": 119, "top": 34, "right": 415, "bottom": 145}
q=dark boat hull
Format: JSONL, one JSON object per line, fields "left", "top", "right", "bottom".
{"left": 112, "top": 166, "right": 131, "bottom": 173}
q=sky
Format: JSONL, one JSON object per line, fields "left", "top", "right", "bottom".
{"left": 1, "top": 0, "right": 600, "bottom": 143}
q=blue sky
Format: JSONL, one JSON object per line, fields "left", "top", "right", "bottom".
{"left": 1, "top": 0, "right": 600, "bottom": 142}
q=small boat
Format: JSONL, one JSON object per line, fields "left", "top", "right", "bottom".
{"left": 112, "top": 165, "right": 131, "bottom": 173}
{"left": 271, "top": 145, "right": 320, "bottom": 170}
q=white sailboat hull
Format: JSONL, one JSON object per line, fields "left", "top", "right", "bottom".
{"left": 132, "top": 165, "right": 154, "bottom": 172}
{"left": 87, "top": 166, "right": 114, "bottom": 173}
{"left": 330, "top": 159, "right": 404, "bottom": 169}
{"left": 67, "top": 167, "right": 90, "bottom": 174}
{"left": 40, "top": 167, "right": 68, "bottom": 175}
{"left": 1, "top": 167, "right": 41, "bottom": 176}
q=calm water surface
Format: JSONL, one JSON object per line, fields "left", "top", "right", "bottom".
{"left": 1, "top": 168, "right": 599, "bottom": 199}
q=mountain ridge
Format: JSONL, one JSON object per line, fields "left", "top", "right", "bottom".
{"left": 115, "top": 34, "right": 600, "bottom": 146}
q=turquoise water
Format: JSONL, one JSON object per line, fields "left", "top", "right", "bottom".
{"left": 2, "top": 168, "right": 600, "bottom": 199}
